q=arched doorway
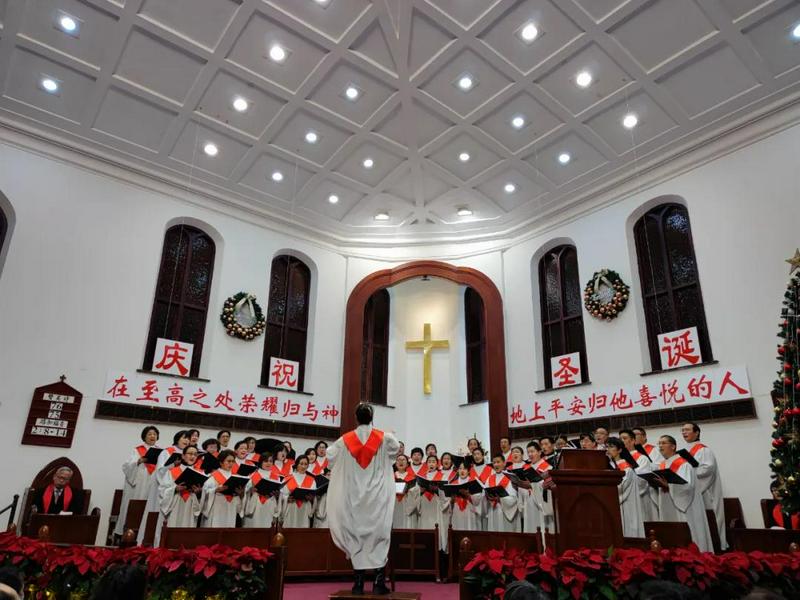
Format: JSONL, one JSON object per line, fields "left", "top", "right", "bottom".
{"left": 341, "top": 260, "right": 509, "bottom": 451}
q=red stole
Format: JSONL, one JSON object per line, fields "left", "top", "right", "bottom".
{"left": 410, "top": 462, "right": 428, "bottom": 477}
{"left": 285, "top": 473, "right": 315, "bottom": 507}
{"left": 659, "top": 457, "right": 688, "bottom": 473}
{"left": 395, "top": 470, "right": 415, "bottom": 500}
{"left": 615, "top": 460, "right": 635, "bottom": 471}
{"left": 772, "top": 504, "right": 800, "bottom": 529}
{"left": 485, "top": 473, "right": 509, "bottom": 507}
{"left": 630, "top": 450, "right": 644, "bottom": 462}
{"left": 689, "top": 443, "right": 706, "bottom": 456}
{"left": 211, "top": 470, "right": 234, "bottom": 503}
{"left": 644, "top": 443, "right": 655, "bottom": 455}
{"left": 342, "top": 429, "right": 384, "bottom": 469}
{"left": 42, "top": 485, "right": 72, "bottom": 514}
{"left": 275, "top": 460, "right": 294, "bottom": 479}
{"left": 310, "top": 457, "right": 329, "bottom": 476}
{"left": 423, "top": 471, "right": 444, "bottom": 501}
{"left": 453, "top": 477, "right": 474, "bottom": 512}
{"left": 470, "top": 464, "right": 492, "bottom": 483}
{"left": 531, "top": 459, "right": 552, "bottom": 473}
{"left": 136, "top": 445, "right": 157, "bottom": 474}
{"left": 250, "top": 468, "right": 280, "bottom": 504}
{"left": 169, "top": 466, "right": 191, "bottom": 501}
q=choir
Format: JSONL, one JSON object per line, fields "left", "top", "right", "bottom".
{"left": 114, "top": 423, "right": 726, "bottom": 553}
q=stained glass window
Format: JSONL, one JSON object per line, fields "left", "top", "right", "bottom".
{"left": 465, "top": 287, "right": 487, "bottom": 403}
{"left": 361, "top": 289, "right": 390, "bottom": 405}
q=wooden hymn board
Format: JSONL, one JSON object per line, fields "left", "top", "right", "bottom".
{"left": 21, "top": 377, "right": 83, "bottom": 448}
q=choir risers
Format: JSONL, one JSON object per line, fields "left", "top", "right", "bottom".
{"left": 329, "top": 592, "right": 421, "bottom": 599}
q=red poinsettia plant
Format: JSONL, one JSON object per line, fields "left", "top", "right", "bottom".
{"left": 464, "top": 544, "right": 800, "bottom": 599}
{"left": 0, "top": 531, "right": 273, "bottom": 599}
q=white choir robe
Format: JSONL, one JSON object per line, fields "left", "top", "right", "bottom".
{"left": 529, "top": 459, "right": 555, "bottom": 536}
{"left": 689, "top": 443, "right": 726, "bottom": 549}
{"left": 159, "top": 465, "right": 202, "bottom": 529}
{"left": 393, "top": 473, "right": 419, "bottom": 529}
{"left": 631, "top": 451, "right": 659, "bottom": 523}
{"left": 137, "top": 446, "right": 181, "bottom": 544}
{"left": 243, "top": 469, "right": 281, "bottom": 528}
{"left": 327, "top": 424, "right": 400, "bottom": 570}
{"left": 418, "top": 472, "right": 451, "bottom": 551}
{"left": 409, "top": 462, "right": 428, "bottom": 477}
{"left": 314, "top": 493, "right": 329, "bottom": 528}
{"left": 310, "top": 457, "right": 329, "bottom": 476}
{"left": 281, "top": 472, "right": 317, "bottom": 528}
{"left": 470, "top": 464, "right": 493, "bottom": 530}
{"left": 200, "top": 469, "right": 244, "bottom": 528}
{"left": 643, "top": 444, "right": 661, "bottom": 464}
{"left": 655, "top": 455, "right": 713, "bottom": 553}
{"left": 449, "top": 479, "right": 483, "bottom": 532}
{"left": 614, "top": 460, "right": 645, "bottom": 538}
{"left": 484, "top": 472, "right": 520, "bottom": 532}
{"left": 115, "top": 444, "right": 160, "bottom": 536}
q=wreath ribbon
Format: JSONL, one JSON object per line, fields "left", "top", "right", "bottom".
{"left": 234, "top": 293, "right": 256, "bottom": 319}
{"left": 593, "top": 270, "right": 614, "bottom": 295}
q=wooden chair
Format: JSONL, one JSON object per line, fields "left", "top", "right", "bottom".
{"left": 728, "top": 528, "right": 800, "bottom": 552}
{"left": 32, "top": 510, "right": 101, "bottom": 544}
{"left": 761, "top": 498, "right": 779, "bottom": 528}
{"left": 105, "top": 489, "right": 123, "bottom": 545}
{"left": 644, "top": 522, "right": 692, "bottom": 549}
{"left": 446, "top": 528, "right": 541, "bottom": 582}
{"left": 723, "top": 497, "right": 745, "bottom": 529}
{"left": 21, "top": 458, "right": 92, "bottom": 537}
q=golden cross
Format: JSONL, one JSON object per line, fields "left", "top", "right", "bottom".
{"left": 405, "top": 323, "right": 449, "bottom": 395}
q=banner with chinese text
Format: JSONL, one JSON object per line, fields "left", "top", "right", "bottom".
{"left": 509, "top": 364, "right": 751, "bottom": 427}
{"left": 102, "top": 371, "right": 340, "bottom": 427}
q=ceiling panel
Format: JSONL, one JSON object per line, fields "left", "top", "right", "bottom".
{"left": 474, "top": 91, "right": 562, "bottom": 152}
{"left": 477, "top": 168, "right": 546, "bottom": 211}
{"left": 138, "top": 0, "right": 241, "bottom": 51}
{"left": 373, "top": 99, "right": 452, "bottom": 148}
{"left": 169, "top": 120, "right": 250, "bottom": 178}
{"left": 300, "top": 178, "right": 365, "bottom": 221}
{"left": 237, "top": 150, "right": 315, "bottom": 201}
{"left": 427, "top": 130, "right": 503, "bottom": 181}
{"left": 335, "top": 141, "right": 405, "bottom": 186}
{"left": 270, "top": 109, "right": 353, "bottom": 167}
{"left": 585, "top": 91, "right": 677, "bottom": 154}
{"left": 743, "top": 2, "right": 800, "bottom": 76}
{"left": 425, "top": 0, "right": 503, "bottom": 30}
{"left": 268, "top": 0, "right": 371, "bottom": 42}
{"left": 528, "top": 132, "right": 608, "bottom": 186}
{"left": 93, "top": 86, "right": 176, "bottom": 151}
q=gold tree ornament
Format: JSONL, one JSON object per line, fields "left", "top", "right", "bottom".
{"left": 786, "top": 248, "right": 800, "bottom": 274}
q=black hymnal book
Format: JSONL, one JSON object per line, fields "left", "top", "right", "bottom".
{"left": 505, "top": 467, "right": 543, "bottom": 483}
{"left": 442, "top": 479, "right": 484, "bottom": 497}
{"left": 143, "top": 447, "right": 163, "bottom": 464}
{"left": 253, "top": 478, "right": 283, "bottom": 497}
{"left": 235, "top": 463, "right": 258, "bottom": 477}
{"left": 314, "top": 481, "right": 329, "bottom": 497}
{"left": 164, "top": 452, "right": 183, "bottom": 467}
{"left": 634, "top": 444, "right": 653, "bottom": 461}
{"left": 199, "top": 453, "right": 220, "bottom": 474}
{"left": 288, "top": 486, "right": 320, "bottom": 502}
{"left": 416, "top": 476, "right": 444, "bottom": 493}
{"left": 314, "top": 474, "right": 330, "bottom": 488}
{"left": 638, "top": 469, "right": 688, "bottom": 487}
{"left": 677, "top": 449, "right": 700, "bottom": 468}
{"left": 174, "top": 468, "right": 209, "bottom": 489}
{"left": 219, "top": 474, "right": 250, "bottom": 494}
{"left": 482, "top": 483, "right": 510, "bottom": 498}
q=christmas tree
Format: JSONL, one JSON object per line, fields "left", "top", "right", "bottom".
{"left": 771, "top": 249, "right": 800, "bottom": 514}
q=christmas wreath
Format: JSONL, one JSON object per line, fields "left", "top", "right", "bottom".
{"left": 583, "top": 269, "right": 630, "bottom": 321}
{"left": 220, "top": 292, "right": 266, "bottom": 340}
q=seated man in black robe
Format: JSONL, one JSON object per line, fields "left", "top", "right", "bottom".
{"left": 31, "top": 467, "right": 85, "bottom": 515}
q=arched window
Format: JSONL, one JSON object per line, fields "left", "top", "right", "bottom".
{"left": 143, "top": 225, "right": 215, "bottom": 378}
{"left": 465, "top": 286, "right": 487, "bottom": 403}
{"left": 538, "top": 245, "right": 588, "bottom": 388}
{"left": 262, "top": 255, "right": 311, "bottom": 390}
{"left": 360, "top": 289, "right": 390, "bottom": 405}
{"left": 634, "top": 203, "right": 712, "bottom": 370}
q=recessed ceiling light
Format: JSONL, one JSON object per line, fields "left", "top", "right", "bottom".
{"left": 519, "top": 22, "right": 539, "bottom": 43}
{"left": 456, "top": 74, "right": 475, "bottom": 91}
{"left": 305, "top": 130, "right": 319, "bottom": 144}
{"left": 232, "top": 96, "right": 249, "bottom": 112}
{"left": 203, "top": 143, "right": 218, "bottom": 157}
{"left": 269, "top": 44, "right": 288, "bottom": 63}
{"left": 344, "top": 85, "right": 360, "bottom": 100}
{"left": 374, "top": 212, "right": 390, "bottom": 221}
{"left": 271, "top": 171, "right": 284, "bottom": 182}
{"left": 328, "top": 194, "right": 339, "bottom": 204}
{"left": 314, "top": 0, "right": 330, "bottom": 5}
{"left": 511, "top": 115, "right": 526, "bottom": 129}
{"left": 792, "top": 23, "right": 800, "bottom": 39}
{"left": 58, "top": 14, "right": 78, "bottom": 34}
{"left": 362, "top": 157, "right": 374, "bottom": 169}
{"left": 504, "top": 183, "right": 516, "bottom": 194}
{"left": 622, "top": 113, "right": 639, "bottom": 129}
{"left": 40, "top": 77, "right": 59, "bottom": 94}
{"left": 458, "top": 152, "right": 470, "bottom": 162}
{"left": 575, "top": 71, "right": 592, "bottom": 88}
{"left": 457, "top": 207, "right": 473, "bottom": 217}
{"left": 558, "top": 152, "right": 571, "bottom": 165}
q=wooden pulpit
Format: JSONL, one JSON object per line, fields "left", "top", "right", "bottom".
{"left": 547, "top": 449, "right": 624, "bottom": 552}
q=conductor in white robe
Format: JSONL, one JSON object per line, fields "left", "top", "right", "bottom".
{"left": 681, "top": 422, "right": 726, "bottom": 549}
{"left": 327, "top": 403, "right": 399, "bottom": 595}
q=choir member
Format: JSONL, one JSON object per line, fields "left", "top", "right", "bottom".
{"left": 521, "top": 442, "right": 553, "bottom": 535}
{"left": 114, "top": 425, "right": 160, "bottom": 537}
{"left": 200, "top": 450, "right": 246, "bottom": 527}
{"left": 449, "top": 463, "right": 482, "bottom": 531}
{"left": 484, "top": 453, "right": 519, "bottom": 532}
{"left": 244, "top": 436, "right": 259, "bottom": 463}
{"left": 555, "top": 435, "right": 569, "bottom": 450}
{"left": 594, "top": 427, "right": 609, "bottom": 450}
{"left": 579, "top": 432, "right": 597, "bottom": 450}
{"left": 439, "top": 452, "right": 456, "bottom": 482}
{"left": 243, "top": 453, "right": 281, "bottom": 528}
{"left": 398, "top": 441, "right": 405, "bottom": 456}
{"left": 425, "top": 443, "right": 438, "bottom": 458}
{"left": 312, "top": 441, "right": 329, "bottom": 476}
{"left": 417, "top": 456, "right": 449, "bottom": 533}
{"left": 283, "top": 441, "right": 297, "bottom": 460}
{"left": 305, "top": 447, "right": 317, "bottom": 465}
{"left": 652, "top": 435, "right": 713, "bottom": 552}
{"left": 606, "top": 438, "right": 644, "bottom": 537}
{"left": 187, "top": 429, "right": 200, "bottom": 447}
{"left": 281, "top": 455, "right": 317, "bottom": 527}
{"left": 619, "top": 429, "right": 658, "bottom": 522}
{"left": 470, "top": 446, "right": 493, "bottom": 515}
{"left": 539, "top": 437, "right": 558, "bottom": 464}
{"left": 393, "top": 455, "right": 419, "bottom": 529}
{"left": 499, "top": 437, "right": 512, "bottom": 463}
{"left": 273, "top": 446, "right": 294, "bottom": 479}
{"left": 509, "top": 445, "right": 543, "bottom": 534}
{"left": 313, "top": 475, "right": 330, "bottom": 529}
{"left": 32, "top": 467, "right": 84, "bottom": 515}
{"left": 409, "top": 447, "right": 427, "bottom": 476}
{"left": 196, "top": 439, "right": 219, "bottom": 473}
{"left": 217, "top": 430, "right": 231, "bottom": 451}
{"left": 233, "top": 440, "right": 253, "bottom": 467}
{"left": 159, "top": 446, "right": 204, "bottom": 529}
{"left": 633, "top": 427, "right": 660, "bottom": 462}
{"left": 680, "top": 422, "right": 726, "bottom": 548}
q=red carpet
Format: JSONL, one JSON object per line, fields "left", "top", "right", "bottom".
{"left": 283, "top": 580, "right": 458, "bottom": 599}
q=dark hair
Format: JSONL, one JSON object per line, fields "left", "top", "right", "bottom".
{"left": 217, "top": 430, "right": 231, "bottom": 438}
{"left": 201, "top": 438, "right": 219, "bottom": 451}
{"left": 425, "top": 443, "right": 437, "bottom": 452}
{"left": 259, "top": 452, "right": 274, "bottom": 467}
{"left": 426, "top": 454, "right": 439, "bottom": 463}
{"left": 172, "top": 430, "right": 189, "bottom": 445}
{"left": 234, "top": 440, "right": 248, "bottom": 451}
{"left": 0, "top": 567, "right": 23, "bottom": 597}
{"left": 410, "top": 447, "right": 424, "bottom": 457}
{"left": 182, "top": 446, "right": 199, "bottom": 455}
{"left": 187, "top": 429, "right": 200, "bottom": 438}
{"left": 606, "top": 437, "right": 624, "bottom": 451}
{"left": 355, "top": 402, "right": 373, "bottom": 425}
{"left": 632, "top": 427, "right": 646, "bottom": 435}
{"left": 244, "top": 436, "right": 256, "bottom": 444}
{"left": 140, "top": 426, "right": 159, "bottom": 442}
{"left": 511, "top": 446, "right": 524, "bottom": 455}
{"left": 500, "top": 436, "right": 511, "bottom": 443}
{"left": 526, "top": 441, "right": 542, "bottom": 452}
{"left": 472, "top": 447, "right": 485, "bottom": 456}
{"left": 539, "top": 436, "right": 555, "bottom": 444}
{"left": 467, "top": 437, "right": 482, "bottom": 450}
{"left": 579, "top": 432, "right": 595, "bottom": 442}
{"left": 770, "top": 480, "right": 780, "bottom": 491}
{"left": 660, "top": 435, "right": 677, "bottom": 447}
{"left": 637, "top": 579, "right": 703, "bottom": 600}
{"left": 504, "top": 580, "right": 551, "bottom": 600}
{"left": 217, "top": 449, "right": 236, "bottom": 464}
{"left": 90, "top": 564, "right": 147, "bottom": 600}
{"left": 492, "top": 453, "right": 506, "bottom": 462}
{"left": 294, "top": 455, "right": 310, "bottom": 469}
{"left": 440, "top": 452, "right": 454, "bottom": 464}
{"left": 684, "top": 422, "right": 701, "bottom": 434}
{"left": 619, "top": 429, "right": 636, "bottom": 440}
{"left": 556, "top": 434, "right": 568, "bottom": 443}
{"left": 315, "top": 441, "right": 328, "bottom": 451}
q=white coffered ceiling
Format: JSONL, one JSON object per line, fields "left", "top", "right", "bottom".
{"left": 0, "top": 0, "right": 799, "bottom": 246}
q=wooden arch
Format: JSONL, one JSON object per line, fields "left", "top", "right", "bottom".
{"left": 340, "top": 260, "right": 509, "bottom": 450}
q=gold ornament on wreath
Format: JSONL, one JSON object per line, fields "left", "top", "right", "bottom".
{"left": 220, "top": 292, "right": 266, "bottom": 341}
{"left": 583, "top": 269, "right": 630, "bottom": 321}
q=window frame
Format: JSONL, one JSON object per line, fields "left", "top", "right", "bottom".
{"left": 360, "top": 288, "right": 390, "bottom": 405}
{"left": 464, "top": 286, "right": 488, "bottom": 404}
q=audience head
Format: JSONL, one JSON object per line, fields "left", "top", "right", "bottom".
{"left": 594, "top": 427, "right": 609, "bottom": 444}
{"left": 636, "top": 579, "right": 703, "bottom": 600}
{"left": 355, "top": 402, "right": 373, "bottom": 425}
{"left": 181, "top": 445, "right": 199, "bottom": 466}
{"left": 216, "top": 430, "right": 231, "bottom": 447}
{"left": 681, "top": 422, "right": 701, "bottom": 442}
{"left": 140, "top": 425, "right": 159, "bottom": 444}
{"left": 201, "top": 439, "right": 219, "bottom": 453}
{"left": 466, "top": 437, "right": 481, "bottom": 453}
{"left": 658, "top": 435, "right": 677, "bottom": 458}
{"left": 539, "top": 436, "right": 555, "bottom": 455}
{"left": 187, "top": 429, "right": 200, "bottom": 445}
{"left": 410, "top": 447, "right": 424, "bottom": 463}
{"left": 425, "top": 443, "right": 438, "bottom": 457}
{"left": 579, "top": 433, "right": 596, "bottom": 449}
{"left": 440, "top": 452, "right": 454, "bottom": 470}
{"left": 53, "top": 466, "right": 73, "bottom": 489}
{"left": 504, "top": 580, "right": 551, "bottom": 600}
{"left": 0, "top": 567, "right": 23, "bottom": 599}
{"left": 510, "top": 446, "right": 524, "bottom": 464}
{"left": 499, "top": 436, "right": 511, "bottom": 452}
{"left": 217, "top": 449, "right": 236, "bottom": 470}
{"left": 315, "top": 441, "right": 328, "bottom": 456}
{"left": 90, "top": 564, "right": 147, "bottom": 600}
{"left": 632, "top": 427, "right": 647, "bottom": 445}
{"left": 294, "top": 455, "right": 310, "bottom": 473}
{"left": 555, "top": 435, "right": 569, "bottom": 449}
{"left": 173, "top": 430, "right": 190, "bottom": 448}
{"left": 259, "top": 452, "right": 274, "bottom": 469}
{"left": 491, "top": 453, "right": 506, "bottom": 471}
{"left": 396, "top": 454, "right": 409, "bottom": 470}
{"left": 526, "top": 441, "right": 542, "bottom": 461}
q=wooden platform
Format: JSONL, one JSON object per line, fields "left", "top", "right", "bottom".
{"left": 329, "top": 592, "right": 421, "bottom": 599}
